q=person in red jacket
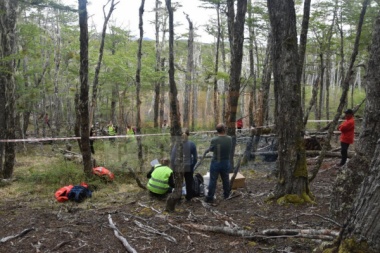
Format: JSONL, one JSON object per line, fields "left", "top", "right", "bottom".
{"left": 337, "top": 109, "right": 355, "bottom": 166}
{"left": 236, "top": 118, "right": 243, "bottom": 133}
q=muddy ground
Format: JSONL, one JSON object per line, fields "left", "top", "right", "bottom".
{"left": 0, "top": 156, "right": 344, "bottom": 253}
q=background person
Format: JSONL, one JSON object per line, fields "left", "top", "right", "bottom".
{"left": 147, "top": 158, "right": 174, "bottom": 198}
{"left": 90, "top": 125, "right": 96, "bottom": 154}
{"left": 107, "top": 121, "right": 116, "bottom": 144}
{"left": 204, "top": 123, "right": 232, "bottom": 203}
{"left": 236, "top": 118, "right": 243, "bottom": 133}
{"left": 162, "top": 119, "right": 169, "bottom": 133}
{"left": 170, "top": 129, "right": 198, "bottom": 201}
{"left": 337, "top": 109, "right": 355, "bottom": 166}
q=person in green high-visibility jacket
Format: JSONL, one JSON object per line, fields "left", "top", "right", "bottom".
{"left": 107, "top": 121, "right": 116, "bottom": 144}
{"left": 147, "top": 158, "right": 174, "bottom": 198}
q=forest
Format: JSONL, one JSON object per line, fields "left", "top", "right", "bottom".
{"left": 1, "top": 0, "right": 380, "bottom": 252}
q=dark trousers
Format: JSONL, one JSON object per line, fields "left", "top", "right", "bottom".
{"left": 90, "top": 140, "right": 95, "bottom": 154}
{"left": 340, "top": 142, "right": 350, "bottom": 166}
{"left": 184, "top": 171, "right": 194, "bottom": 200}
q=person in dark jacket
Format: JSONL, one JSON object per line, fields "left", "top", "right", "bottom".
{"left": 147, "top": 158, "right": 174, "bottom": 198}
{"left": 170, "top": 129, "right": 198, "bottom": 201}
{"left": 337, "top": 109, "right": 355, "bottom": 166}
{"left": 90, "top": 125, "right": 96, "bottom": 154}
{"left": 204, "top": 123, "right": 232, "bottom": 203}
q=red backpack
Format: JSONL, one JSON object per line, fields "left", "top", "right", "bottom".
{"left": 92, "top": 167, "right": 114, "bottom": 181}
{"left": 55, "top": 185, "right": 74, "bottom": 202}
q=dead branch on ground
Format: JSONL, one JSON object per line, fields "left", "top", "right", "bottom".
{"left": 108, "top": 214, "right": 137, "bottom": 253}
{"left": 0, "top": 227, "right": 35, "bottom": 243}
{"left": 184, "top": 224, "right": 339, "bottom": 241}
{"left": 138, "top": 202, "right": 161, "bottom": 213}
{"left": 133, "top": 220, "right": 177, "bottom": 243}
{"left": 298, "top": 213, "right": 342, "bottom": 227}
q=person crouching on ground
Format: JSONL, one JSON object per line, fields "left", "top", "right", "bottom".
{"left": 170, "top": 129, "right": 198, "bottom": 201}
{"left": 147, "top": 158, "right": 174, "bottom": 198}
{"left": 204, "top": 123, "right": 232, "bottom": 203}
{"left": 337, "top": 109, "right": 355, "bottom": 167}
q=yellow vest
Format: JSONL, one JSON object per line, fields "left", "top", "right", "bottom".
{"left": 147, "top": 165, "right": 172, "bottom": 194}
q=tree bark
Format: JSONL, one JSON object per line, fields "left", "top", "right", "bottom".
{"left": 183, "top": 13, "right": 194, "bottom": 129}
{"left": 213, "top": 2, "right": 221, "bottom": 127}
{"left": 226, "top": 0, "right": 247, "bottom": 171}
{"left": 335, "top": 140, "right": 380, "bottom": 253}
{"left": 78, "top": 0, "right": 92, "bottom": 177}
{"left": 267, "top": 0, "right": 310, "bottom": 201}
{"left": 135, "top": 0, "right": 145, "bottom": 171}
{"left": 165, "top": 0, "right": 183, "bottom": 212}
{"left": 0, "top": 0, "right": 18, "bottom": 179}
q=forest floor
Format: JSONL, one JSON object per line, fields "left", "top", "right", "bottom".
{"left": 0, "top": 155, "right": 343, "bottom": 253}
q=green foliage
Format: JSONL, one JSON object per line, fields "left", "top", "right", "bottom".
{"left": 19, "top": 160, "right": 85, "bottom": 187}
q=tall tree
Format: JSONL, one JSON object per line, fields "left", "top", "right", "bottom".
{"left": 165, "top": 0, "right": 183, "bottom": 212}
{"left": 0, "top": 0, "right": 18, "bottom": 179}
{"left": 225, "top": 0, "right": 247, "bottom": 170}
{"left": 90, "top": 0, "right": 118, "bottom": 126}
{"left": 247, "top": 0, "right": 256, "bottom": 128}
{"left": 78, "top": 0, "right": 92, "bottom": 177}
{"left": 267, "top": 0, "right": 311, "bottom": 201}
{"left": 183, "top": 13, "right": 194, "bottom": 128}
{"left": 135, "top": 0, "right": 145, "bottom": 169}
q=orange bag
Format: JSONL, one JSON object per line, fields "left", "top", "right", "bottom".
{"left": 55, "top": 185, "right": 74, "bottom": 202}
{"left": 92, "top": 167, "right": 114, "bottom": 180}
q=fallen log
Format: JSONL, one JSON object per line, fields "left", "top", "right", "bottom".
{"left": 183, "top": 224, "right": 338, "bottom": 241}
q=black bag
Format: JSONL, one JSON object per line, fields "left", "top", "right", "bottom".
{"left": 67, "top": 185, "right": 92, "bottom": 203}
{"left": 192, "top": 173, "right": 205, "bottom": 197}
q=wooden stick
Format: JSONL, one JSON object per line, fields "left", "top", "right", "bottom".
{"left": 133, "top": 220, "right": 177, "bottom": 243}
{"left": 0, "top": 227, "right": 35, "bottom": 243}
{"left": 108, "top": 215, "right": 137, "bottom": 253}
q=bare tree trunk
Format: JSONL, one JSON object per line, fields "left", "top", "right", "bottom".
{"left": 247, "top": 0, "right": 256, "bottom": 128}
{"left": 325, "top": 0, "right": 338, "bottom": 121}
{"left": 303, "top": 76, "right": 319, "bottom": 126}
{"left": 159, "top": 58, "right": 166, "bottom": 127}
{"left": 267, "top": 0, "right": 310, "bottom": 201}
{"left": 317, "top": 53, "right": 325, "bottom": 130}
{"left": 183, "top": 14, "right": 194, "bottom": 128}
{"left": 135, "top": 0, "right": 145, "bottom": 170}
{"left": 165, "top": 0, "right": 183, "bottom": 212}
{"left": 153, "top": 0, "right": 161, "bottom": 129}
{"left": 213, "top": 3, "right": 221, "bottom": 127}
{"left": 260, "top": 33, "right": 273, "bottom": 127}
{"left": 90, "top": 0, "right": 117, "bottom": 126}
{"left": 226, "top": 0, "right": 247, "bottom": 171}
{"left": 0, "top": 0, "right": 18, "bottom": 179}
{"left": 296, "top": 0, "right": 311, "bottom": 87}
{"left": 53, "top": 11, "right": 62, "bottom": 137}
{"left": 78, "top": 0, "right": 92, "bottom": 177}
